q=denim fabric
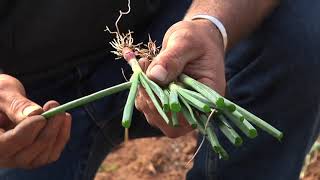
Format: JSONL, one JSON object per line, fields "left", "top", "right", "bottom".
{"left": 187, "top": 0, "right": 320, "bottom": 180}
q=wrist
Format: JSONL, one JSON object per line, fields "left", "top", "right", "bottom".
{"left": 189, "top": 14, "right": 228, "bottom": 51}
{"left": 186, "top": 19, "right": 225, "bottom": 53}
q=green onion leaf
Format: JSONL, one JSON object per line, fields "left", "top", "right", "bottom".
{"left": 177, "top": 88, "right": 214, "bottom": 107}
{"left": 163, "top": 89, "right": 171, "bottom": 112}
{"left": 179, "top": 74, "right": 225, "bottom": 108}
{"left": 224, "top": 100, "right": 237, "bottom": 112}
{"left": 141, "top": 73, "right": 169, "bottom": 112}
{"left": 180, "top": 106, "right": 197, "bottom": 129}
{"left": 42, "top": 81, "right": 132, "bottom": 119}
{"left": 174, "top": 84, "right": 211, "bottom": 113}
{"left": 179, "top": 99, "right": 198, "bottom": 129}
{"left": 218, "top": 115, "right": 243, "bottom": 146}
{"left": 236, "top": 106, "right": 283, "bottom": 140}
{"left": 198, "top": 115, "right": 229, "bottom": 160}
{"left": 223, "top": 110, "right": 245, "bottom": 122}
{"left": 122, "top": 72, "right": 140, "bottom": 128}
{"left": 169, "top": 84, "right": 181, "bottom": 112}
{"left": 223, "top": 99, "right": 283, "bottom": 140}
{"left": 224, "top": 112, "right": 257, "bottom": 138}
{"left": 139, "top": 74, "right": 170, "bottom": 124}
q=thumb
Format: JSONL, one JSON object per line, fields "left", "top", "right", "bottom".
{"left": 0, "top": 94, "right": 43, "bottom": 124}
{"left": 146, "top": 31, "right": 200, "bottom": 85}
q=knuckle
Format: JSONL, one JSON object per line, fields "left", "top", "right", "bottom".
{"left": 47, "top": 100, "right": 59, "bottom": 105}
{"left": 171, "top": 28, "right": 194, "bottom": 44}
{"left": 134, "top": 105, "right": 141, "bottom": 112}
{"left": 161, "top": 51, "right": 181, "bottom": 70}
{"left": 134, "top": 100, "right": 142, "bottom": 112}
{"left": 9, "top": 96, "right": 30, "bottom": 114}
{"left": 43, "top": 100, "right": 60, "bottom": 111}
{"left": 0, "top": 75, "right": 25, "bottom": 93}
{"left": 168, "top": 21, "right": 192, "bottom": 34}
{"left": 135, "top": 99, "right": 148, "bottom": 113}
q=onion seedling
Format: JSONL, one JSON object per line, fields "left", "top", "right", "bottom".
{"left": 218, "top": 115, "right": 243, "bottom": 146}
{"left": 177, "top": 94, "right": 197, "bottom": 129}
{"left": 122, "top": 72, "right": 140, "bottom": 128}
{"left": 224, "top": 112, "right": 257, "bottom": 139}
{"left": 169, "top": 83, "right": 182, "bottom": 112}
{"left": 179, "top": 74, "right": 225, "bottom": 109}
{"left": 42, "top": 81, "right": 131, "bottom": 119}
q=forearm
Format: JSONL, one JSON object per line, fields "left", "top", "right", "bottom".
{"left": 184, "top": 0, "right": 279, "bottom": 49}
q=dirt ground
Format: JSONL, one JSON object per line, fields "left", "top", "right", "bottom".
{"left": 302, "top": 152, "right": 320, "bottom": 180}
{"left": 95, "top": 132, "right": 320, "bottom": 180}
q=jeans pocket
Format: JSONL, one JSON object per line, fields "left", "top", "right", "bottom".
{"left": 225, "top": 31, "right": 265, "bottom": 82}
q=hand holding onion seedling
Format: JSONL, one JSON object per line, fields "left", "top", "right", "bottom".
{"left": 135, "top": 20, "right": 226, "bottom": 137}
{"left": 41, "top": 1, "right": 283, "bottom": 159}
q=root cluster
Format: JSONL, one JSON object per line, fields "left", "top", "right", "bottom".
{"left": 105, "top": 28, "right": 160, "bottom": 61}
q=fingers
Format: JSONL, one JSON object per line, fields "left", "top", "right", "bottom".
{"left": 0, "top": 75, "right": 72, "bottom": 169}
{"left": 0, "top": 74, "right": 43, "bottom": 123}
{"left": 135, "top": 85, "right": 193, "bottom": 138}
{"left": 0, "top": 93, "right": 42, "bottom": 124}
{"left": 137, "top": 55, "right": 194, "bottom": 137}
{"left": 47, "top": 113, "right": 71, "bottom": 163}
{"left": 138, "top": 58, "right": 150, "bottom": 72}
{"left": 135, "top": 86, "right": 155, "bottom": 126}
{"left": 146, "top": 22, "right": 204, "bottom": 85}
{"left": 0, "top": 115, "right": 46, "bottom": 157}
{"left": 26, "top": 101, "right": 69, "bottom": 168}
{"left": 2, "top": 101, "right": 71, "bottom": 169}
{"left": 146, "top": 33, "right": 192, "bottom": 85}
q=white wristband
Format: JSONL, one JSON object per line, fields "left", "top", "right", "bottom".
{"left": 191, "top": 14, "right": 228, "bottom": 50}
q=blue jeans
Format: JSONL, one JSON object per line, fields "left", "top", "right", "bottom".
{"left": 1, "top": 0, "right": 320, "bottom": 180}
{"left": 187, "top": 0, "right": 320, "bottom": 179}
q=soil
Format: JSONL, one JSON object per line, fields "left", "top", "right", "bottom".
{"left": 95, "top": 132, "right": 320, "bottom": 180}
{"left": 302, "top": 152, "right": 320, "bottom": 180}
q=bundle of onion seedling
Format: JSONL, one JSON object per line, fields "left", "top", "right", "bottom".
{"left": 41, "top": 31, "right": 283, "bottom": 160}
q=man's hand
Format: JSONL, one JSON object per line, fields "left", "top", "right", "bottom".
{"left": 0, "top": 74, "right": 72, "bottom": 169}
{"left": 135, "top": 20, "right": 226, "bottom": 138}
{"left": 135, "top": 0, "right": 279, "bottom": 137}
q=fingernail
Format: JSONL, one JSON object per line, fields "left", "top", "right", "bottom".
{"left": 149, "top": 65, "right": 168, "bottom": 82}
{"left": 23, "top": 105, "right": 42, "bottom": 117}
